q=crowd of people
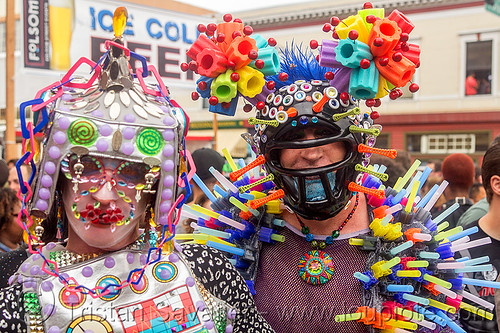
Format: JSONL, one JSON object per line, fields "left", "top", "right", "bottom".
{"left": 1, "top": 4, "right": 499, "bottom": 333}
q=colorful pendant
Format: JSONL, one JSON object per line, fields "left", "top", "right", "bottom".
{"left": 298, "top": 250, "right": 334, "bottom": 285}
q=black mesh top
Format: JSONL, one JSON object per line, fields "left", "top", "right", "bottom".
{"left": 254, "top": 225, "right": 371, "bottom": 333}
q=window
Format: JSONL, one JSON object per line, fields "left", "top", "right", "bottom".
{"left": 461, "top": 31, "right": 497, "bottom": 97}
{"left": 407, "top": 132, "right": 490, "bottom": 154}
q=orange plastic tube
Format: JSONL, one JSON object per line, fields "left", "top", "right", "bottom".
{"left": 312, "top": 94, "right": 330, "bottom": 113}
{"left": 229, "top": 155, "right": 266, "bottom": 181}
{"left": 216, "top": 22, "right": 244, "bottom": 53}
{"left": 368, "top": 18, "right": 401, "bottom": 57}
{"left": 358, "top": 143, "right": 397, "bottom": 159}
{"left": 348, "top": 182, "right": 385, "bottom": 199}
{"left": 375, "top": 53, "right": 416, "bottom": 87}
{"left": 225, "top": 36, "right": 258, "bottom": 70}
{"left": 249, "top": 189, "right": 284, "bottom": 209}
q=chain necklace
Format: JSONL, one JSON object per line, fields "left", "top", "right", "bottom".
{"left": 297, "top": 192, "right": 359, "bottom": 285}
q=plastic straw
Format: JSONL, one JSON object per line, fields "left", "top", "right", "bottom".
{"left": 461, "top": 290, "right": 494, "bottom": 310}
{"left": 462, "top": 277, "right": 500, "bottom": 288}
{"left": 192, "top": 173, "right": 217, "bottom": 203}
{"left": 419, "top": 251, "right": 440, "bottom": 259}
{"left": 433, "top": 284, "right": 457, "bottom": 299}
{"left": 403, "top": 293, "right": 429, "bottom": 305}
{"left": 206, "top": 240, "right": 245, "bottom": 256}
{"left": 450, "top": 237, "right": 492, "bottom": 252}
{"left": 390, "top": 240, "right": 413, "bottom": 256}
{"left": 405, "top": 180, "right": 420, "bottom": 213}
{"left": 455, "top": 264, "right": 493, "bottom": 273}
{"left": 447, "top": 226, "right": 479, "bottom": 242}
{"left": 463, "top": 256, "right": 490, "bottom": 266}
{"left": 386, "top": 203, "right": 403, "bottom": 216}
{"left": 209, "top": 166, "right": 238, "bottom": 193}
{"left": 222, "top": 147, "right": 238, "bottom": 172}
{"left": 450, "top": 236, "right": 470, "bottom": 247}
{"left": 387, "top": 284, "right": 414, "bottom": 293}
{"left": 413, "top": 233, "right": 432, "bottom": 241}
{"left": 436, "top": 262, "right": 465, "bottom": 270}
{"left": 432, "top": 202, "right": 460, "bottom": 225}
{"left": 394, "top": 159, "right": 421, "bottom": 192}
{"left": 404, "top": 171, "right": 422, "bottom": 198}
{"left": 416, "top": 184, "right": 438, "bottom": 209}
{"left": 354, "top": 272, "right": 371, "bottom": 283}
{"left": 423, "top": 180, "right": 449, "bottom": 212}
{"left": 417, "top": 167, "right": 432, "bottom": 193}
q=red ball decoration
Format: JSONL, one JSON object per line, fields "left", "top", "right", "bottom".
{"left": 268, "top": 38, "right": 277, "bottom": 46}
{"left": 324, "top": 71, "right": 334, "bottom": 80}
{"left": 206, "top": 30, "right": 214, "bottom": 37}
{"left": 255, "top": 59, "right": 265, "bottom": 69}
{"left": 389, "top": 90, "right": 399, "bottom": 100}
{"left": 374, "top": 99, "right": 381, "bottom": 107}
{"left": 401, "top": 43, "right": 410, "bottom": 52}
{"left": 232, "top": 31, "right": 242, "bottom": 39}
{"left": 188, "top": 61, "right": 198, "bottom": 71}
{"left": 266, "top": 81, "right": 276, "bottom": 90}
{"left": 370, "top": 111, "right": 380, "bottom": 119}
{"left": 197, "top": 24, "right": 207, "bottom": 33}
{"left": 310, "top": 40, "right": 319, "bottom": 49}
{"left": 191, "top": 92, "right": 200, "bottom": 100}
{"left": 279, "top": 73, "right": 288, "bottom": 82}
{"left": 230, "top": 73, "right": 240, "bottom": 82}
{"left": 243, "top": 104, "right": 253, "bottom": 112}
{"left": 180, "top": 63, "right": 189, "bottom": 72}
{"left": 209, "top": 96, "right": 219, "bottom": 105}
{"left": 256, "top": 101, "right": 265, "bottom": 110}
{"left": 207, "top": 23, "right": 217, "bottom": 32}
{"left": 332, "top": 30, "right": 339, "bottom": 39}
{"left": 223, "top": 14, "right": 233, "bottom": 22}
{"left": 248, "top": 50, "right": 258, "bottom": 60}
{"left": 397, "top": 88, "right": 403, "bottom": 97}
{"left": 330, "top": 16, "right": 340, "bottom": 26}
{"left": 392, "top": 52, "right": 403, "bottom": 62}
{"left": 348, "top": 30, "right": 359, "bottom": 40}
{"left": 340, "top": 92, "right": 349, "bottom": 101}
{"left": 227, "top": 60, "right": 236, "bottom": 69}
{"left": 363, "top": 2, "right": 373, "bottom": 9}
{"left": 379, "top": 57, "right": 389, "bottom": 66}
{"left": 216, "top": 33, "right": 226, "bottom": 43}
{"left": 365, "top": 99, "right": 376, "bottom": 107}
{"left": 400, "top": 32, "right": 409, "bottom": 43}
{"left": 366, "top": 15, "right": 376, "bottom": 24}
{"left": 360, "top": 59, "right": 371, "bottom": 69}
{"left": 409, "top": 83, "right": 419, "bottom": 93}
{"left": 373, "top": 37, "right": 383, "bottom": 47}
{"left": 243, "top": 26, "right": 253, "bottom": 36}
{"left": 233, "top": 18, "right": 242, "bottom": 23}
{"left": 322, "top": 23, "right": 332, "bottom": 32}
{"left": 198, "top": 81, "right": 208, "bottom": 91}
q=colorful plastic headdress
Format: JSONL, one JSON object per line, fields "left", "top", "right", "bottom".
{"left": 18, "top": 7, "right": 188, "bottom": 242}
{"left": 184, "top": 13, "right": 281, "bottom": 116}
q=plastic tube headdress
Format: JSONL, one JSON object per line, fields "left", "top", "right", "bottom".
{"left": 184, "top": 13, "right": 281, "bottom": 116}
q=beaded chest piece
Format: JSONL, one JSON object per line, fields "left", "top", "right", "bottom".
{"left": 15, "top": 244, "right": 234, "bottom": 333}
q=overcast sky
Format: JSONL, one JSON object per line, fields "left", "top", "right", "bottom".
{"left": 176, "top": 0, "right": 316, "bottom": 13}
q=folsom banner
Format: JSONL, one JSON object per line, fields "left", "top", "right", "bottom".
{"left": 22, "top": 0, "right": 207, "bottom": 85}
{"left": 23, "top": 0, "right": 50, "bottom": 69}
